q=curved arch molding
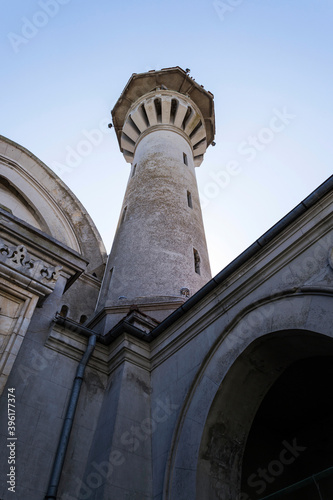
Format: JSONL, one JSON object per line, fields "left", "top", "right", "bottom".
{"left": 164, "top": 291, "right": 333, "bottom": 500}
{"left": 0, "top": 135, "right": 106, "bottom": 272}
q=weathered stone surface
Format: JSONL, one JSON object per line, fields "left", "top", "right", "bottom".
{"left": 0, "top": 70, "right": 333, "bottom": 500}
{"left": 97, "top": 72, "right": 214, "bottom": 323}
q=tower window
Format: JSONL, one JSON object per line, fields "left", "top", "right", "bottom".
{"left": 131, "top": 164, "right": 137, "bottom": 177}
{"left": 79, "top": 315, "right": 87, "bottom": 324}
{"left": 187, "top": 191, "right": 193, "bottom": 208}
{"left": 193, "top": 249, "right": 201, "bottom": 275}
{"left": 59, "top": 305, "right": 69, "bottom": 318}
{"left": 121, "top": 206, "right": 127, "bottom": 225}
{"left": 108, "top": 267, "right": 114, "bottom": 289}
{"left": 183, "top": 152, "right": 188, "bottom": 165}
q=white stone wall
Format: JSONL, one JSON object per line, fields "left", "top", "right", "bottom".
{"left": 149, "top": 189, "right": 333, "bottom": 500}
{"left": 104, "top": 128, "right": 211, "bottom": 305}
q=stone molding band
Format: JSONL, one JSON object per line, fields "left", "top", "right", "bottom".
{"left": 0, "top": 239, "right": 62, "bottom": 284}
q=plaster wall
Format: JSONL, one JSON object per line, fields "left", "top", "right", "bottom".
{"left": 0, "top": 274, "right": 108, "bottom": 500}
{"left": 0, "top": 135, "right": 107, "bottom": 276}
{"left": 78, "top": 361, "right": 153, "bottom": 500}
{"left": 0, "top": 182, "right": 43, "bottom": 230}
{"left": 148, "top": 190, "right": 333, "bottom": 499}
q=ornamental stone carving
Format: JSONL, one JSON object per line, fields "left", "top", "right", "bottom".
{"left": 0, "top": 242, "right": 33, "bottom": 268}
{"left": 0, "top": 239, "right": 62, "bottom": 283}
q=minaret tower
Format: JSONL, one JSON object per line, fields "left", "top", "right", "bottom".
{"left": 97, "top": 67, "right": 215, "bottom": 324}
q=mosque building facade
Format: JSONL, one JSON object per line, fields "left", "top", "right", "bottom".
{"left": 0, "top": 67, "right": 333, "bottom": 500}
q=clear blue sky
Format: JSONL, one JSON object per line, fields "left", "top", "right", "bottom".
{"left": 1, "top": 0, "right": 332, "bottom": 275}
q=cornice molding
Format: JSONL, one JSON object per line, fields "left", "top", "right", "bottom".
{"left": 46, "top": 324, "right": 151, "bottom": 375}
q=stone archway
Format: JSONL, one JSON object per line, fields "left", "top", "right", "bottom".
{"left": 241, "top": 355, "right": 333, "bottom": 499}
{"left": 164, "top": 292, "right": 333, "bottom": 500}
{"left": 196, "top": 331, "right": 333, "bottom": 500}
{"left": 0, "top": 135, "right": 107, "bottom": 273}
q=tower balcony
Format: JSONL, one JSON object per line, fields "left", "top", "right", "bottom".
{"left": 112, "top": 67, "right": 215, "bottom": 166}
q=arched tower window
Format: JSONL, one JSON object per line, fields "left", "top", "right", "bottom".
{"left": 193, "top": 248, "right": 201, "bottom": 275}
{"left": 59, "top": 305, "right": 69, "bottom": 318}
{"left": 187, "top": 191, "right": 193, "bottom": 208}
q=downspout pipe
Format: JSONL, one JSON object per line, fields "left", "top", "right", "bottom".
{"left": 45, "top": 332, "right": 97, "bottom": 499}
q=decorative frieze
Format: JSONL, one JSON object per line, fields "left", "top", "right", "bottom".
{"left": 0, "top": 239, "right": 62, "bottom": 284}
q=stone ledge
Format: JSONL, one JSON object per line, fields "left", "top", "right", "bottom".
{"left": 0, "top": 209, "right": 89, "bottom": 294}
{"left": 46, "top": 324, "right": 151, "bottom": 375}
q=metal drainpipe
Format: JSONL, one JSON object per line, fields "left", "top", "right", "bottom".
{"left": 45, "top": 333, "right": 97, "bottom": 499}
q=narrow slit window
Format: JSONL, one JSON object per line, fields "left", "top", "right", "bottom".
{"left": 187, "top": 191, "right": 193, "bottom": 208}
{"left": 132, "top": 164, "right": 137, "bottom": 177}
{"left": 183, "top": 152, "right": 188, "bottom": 165}
{"left": 193, "top": 249, "right": 201, "bottom": 275}
{"left": 121, "top": 206, "right": 127, "bottom": 225}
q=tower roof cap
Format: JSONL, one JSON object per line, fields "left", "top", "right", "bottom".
{"left": 112, "top": 67, "right": 215, "bottom": 148}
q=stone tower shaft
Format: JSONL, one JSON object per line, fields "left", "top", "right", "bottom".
{"left": 98, "top": 67, "right": 215, "bottom": 320}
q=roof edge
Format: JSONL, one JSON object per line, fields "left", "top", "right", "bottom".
{"left": 150, "top": 174, "right": 333, "bottom": 338}
{"left": 0, "top": 134, "right": 108, "bottom": 268}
